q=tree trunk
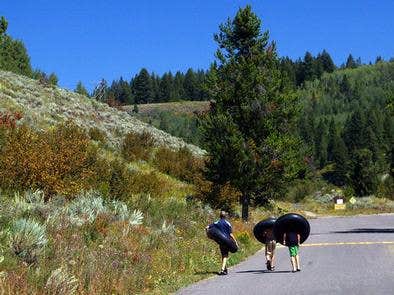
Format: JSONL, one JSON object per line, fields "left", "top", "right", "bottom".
{"left": 241, "top": 194, "right": 249, "bottom": 221}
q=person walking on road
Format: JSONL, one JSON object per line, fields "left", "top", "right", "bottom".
{"left": 206, "top": 211, "right": 238, "bottom": 275}
{"left": 283, "top": 231, "right": 301, "bottom": 272}
{"left": 264, "top": 228, "right": 276, "bottom": 271}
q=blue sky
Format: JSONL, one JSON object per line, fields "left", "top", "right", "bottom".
{"left": 1, "top": 0, "right": 393, "bottom": 91}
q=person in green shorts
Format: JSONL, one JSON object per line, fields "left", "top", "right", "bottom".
{"left": 283, "top": 231, "right": 301, "bottom": 272}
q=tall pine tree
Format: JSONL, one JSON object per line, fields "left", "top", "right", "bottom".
{"left": 202, "top": 6, "right": 303, "bottom": 220}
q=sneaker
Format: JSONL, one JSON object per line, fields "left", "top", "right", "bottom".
{"left": 218, "top": 270, "right": 227, "bottom": 276}
{"left": 270, "top": 266, "right": 275, "bottom": 271}
{"left": 296, "top": 269, "right": 301, "bottom": 272}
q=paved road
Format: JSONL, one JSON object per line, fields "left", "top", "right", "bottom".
{"left": 177, "top": 214, "right": 394, "bottom": 295}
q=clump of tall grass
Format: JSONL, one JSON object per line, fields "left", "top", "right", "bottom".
{"left": 45, "top": 267, "right": 78, "bottom": 295}
{"left": 46, "top": 191, "right": 143, "bottom": 231}
{"left": 12, "top": 190, "right": 48, "bottom": 219}
{"left": 8, "top": 218, "right": 47, "bottom": 263}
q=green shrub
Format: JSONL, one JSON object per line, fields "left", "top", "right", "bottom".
{"left": 376, "top": 176, "right": 394, "bottom": 200}
{"left": 0, "top": 123, "right": 102, "bottom": 197}
{"left": 88, "top": 127, "right": 107, "bottom": 144}
{"left": 285, "top": 179, "right": 323, "bottom": 202}
{"left": 153, "top": 146, "right": 203, "bottom": 183}
{"left": 236, "top": 231, "right": 251, "bottom": 247}
{"left": 122, "top": 131, "right": 155, "bottom": 162}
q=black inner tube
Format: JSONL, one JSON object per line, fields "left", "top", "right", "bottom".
{"left": 206, "top": 225, "right": 238, "bottom": 253}
{"left": 273, "top": 213, "right": 310, "bottom": 245}
{"left": 253, "top": 217, "right": 276, "bottom": 244}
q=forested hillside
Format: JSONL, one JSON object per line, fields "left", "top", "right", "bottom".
{"left": 134, "top": 62, "right": 394, "bottom": 198}
{"left": 298, "top": 62, "right": 393, "bottom": 196}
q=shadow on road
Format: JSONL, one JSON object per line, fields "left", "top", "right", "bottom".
{"left": 310, "top": 228, "right": 394, "bottom": 235}
{"left": 194, "top": 271, "right": 220, "bottom": 275}
{"left": 236, "top": 270, "right": 293, "bottom": 274}
{"left": 331, "top": 228, "right": 394, "bottom": 234}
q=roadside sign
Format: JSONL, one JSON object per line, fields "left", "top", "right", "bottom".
{"left": 334, "top": 204, "right": 346, "bottom": 210}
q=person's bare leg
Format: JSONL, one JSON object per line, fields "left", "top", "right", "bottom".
{"left": 221, "top": 256, "right": 228, "bottom": 271}
{"left": 295, "top": 254, "right": 300, "bottom": 270}
{"left": 290, "top": 257, "right": 297, "bottom": 271}
{"left": 271, "top": 253, "right": 275, "bottom": 269}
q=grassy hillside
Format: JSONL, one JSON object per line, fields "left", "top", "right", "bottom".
{"left": 0, "top": 70, "right": 205, "bottom": 156}
{"left": 124, "top": 100, "right": 210, "bottom": 116}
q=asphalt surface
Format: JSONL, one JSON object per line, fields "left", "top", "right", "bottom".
{"left": 177, "top": 214, "right": 394, "bottom": 295}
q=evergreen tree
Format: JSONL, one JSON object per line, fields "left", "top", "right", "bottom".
{"left": 314, "top": 119, "right": 328, "bottom": 168}
{"left": 117, "top": 77, "right": 133, "bottom": 104}
{"left": 75, "top": 81, "right": 89, "bottom": 96}
{"left": 133, "top": 68, "right": 152, "bottom": 103}
{"left": 314, "top": 53, "right": 324, "bottom": 78}
{"left": 375, "top": 56, "right": 383, "bottom": 64}
{"left": 299, "top": 114, "right": 314, "bottom": 145}
{"left": 318, "top": 50, "right": 336, "bottom": 73}
{"left": 0, "top": 16, "right": 8, "bottom": 35}
{"left": 173, "top": 71, "right": 185, "bottom": 100}
{"left": 339, "top": 74, "right": 352, "bottom": 99}
{"left": 303, "top": 51, "right": 316, "bottom": 82}
{"left": 202, "top": 6, "right": 303, "bottom": 220}
{"left": 345, "top": 54, "right": 357, "bottom": 69}
{"left": 280, "top": 57, "right": 297, "bottom": 88}
{"left": 327, "top": 119, "right": 336, "bottom": 162}
{"left": 351, "top": 149, "right": 378, "bottom": 196}
{"left": 383, "top": 112, "right": 394, "bottom": 154}
{"left": 0, "top": 35, "right": 32, "bottom": 76}
{"left": 184, "top": 68, "right": 198, "bottom": 100}
{"left": 48, "top": 73, "right": 58, "bottom": 86}
{"left": 159, "top": 72, "right": 174, "bottom": 102}
{"left": 196, "top": 69, "right": 209, "bottom": 100}
{"left": 343, "top": 108, "right": 366, "bottom": 153}
{"left": 331, "top": 134, "right": 348, "bottom": 186}
{"left": 150, "top": 73, "right": 161, "bottom": 102}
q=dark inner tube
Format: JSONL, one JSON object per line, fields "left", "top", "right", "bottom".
{"left": 253, "top": 217, "right": 276, "bottom": 244}
{"left": 206, "top": 225, "right": 238, "bottom": 253}
{"left": 273, "top": 213, "right": 310, "bottom": 245}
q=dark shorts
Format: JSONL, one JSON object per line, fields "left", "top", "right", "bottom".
{"left": 219, "top": 244, "right": 229, "bottom": 257}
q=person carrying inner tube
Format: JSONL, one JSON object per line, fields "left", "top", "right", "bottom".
{"left": 206, "top": 211, "right": 238, "bottom": 275}
{"left": 264, "top": 227, "right": 276, "bottom": 271}
{"left": 283, "top": 231, "right": 301, "bottom": 272}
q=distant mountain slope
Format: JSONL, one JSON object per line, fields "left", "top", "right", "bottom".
{"left": 0, "top": 70, "right": 205, "bottom": 156}
{"left": 300, "top": 61, "right": 394, "bottom": 120}
{"left": 123, "top": 101, "right": 210, "bottom": 115}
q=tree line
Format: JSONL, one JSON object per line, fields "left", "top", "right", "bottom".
{"left": 91, "top": 51, "right": 389, "bottom": 105}
{"left": 87, "top": 68, "right": 209, "bottom": 105}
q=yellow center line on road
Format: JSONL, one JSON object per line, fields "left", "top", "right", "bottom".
{"left": 300, "top": 241, "right": 394, "bottom": 247}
